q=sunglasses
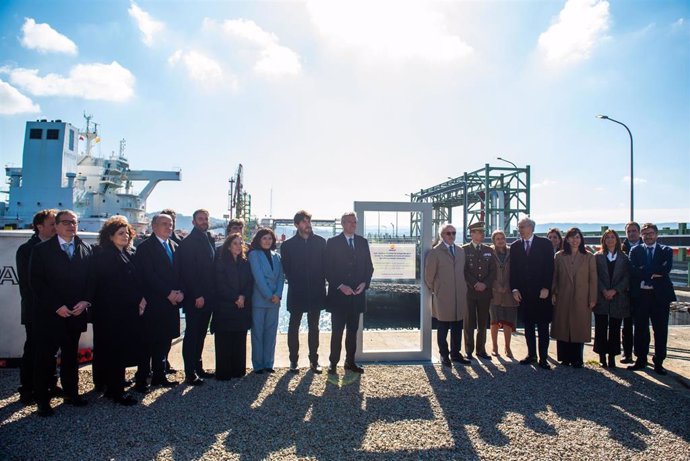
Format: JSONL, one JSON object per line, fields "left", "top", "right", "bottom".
{"left": 445, "top": 231, "right": 456, "bottom": 235}
{"left": 59, "top": 220, "right": 78, "bottom": 226}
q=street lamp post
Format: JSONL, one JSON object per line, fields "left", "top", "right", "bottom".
{"left": 596, "top": 115, "right": 634, "bottom": 222}
{"left": 496, "top": 156, "right": 518, "bottom": 169}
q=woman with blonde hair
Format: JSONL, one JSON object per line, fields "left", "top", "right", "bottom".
{"left": 489, "top": 230, "right": 518, "bottom": 357}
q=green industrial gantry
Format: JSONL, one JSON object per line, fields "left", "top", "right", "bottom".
{"left": 409, "top": 163, "right": 530, "bottom": 242}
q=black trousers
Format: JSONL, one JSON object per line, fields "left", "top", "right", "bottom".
{"left": 288, "top": 310, "right": 320, "bottom": 364}
{"left": 182, "top": 308, "right": 212, "bottom": 376}
{"left": 136, "top": 337, "right": 170, "bottom": 383}
{"left": 557, "top": 340, "right": 584, "bottom": 365}
{"left": 593, "top": 314, "right": 622, "bottom": 356}
{"left": 329, "top": 311, "right": 360, "bottom": 366}
{"left": 34, "top": 330, "right": 81, "bottom": 402}
{"left": 215, "top": 330, "right": 247, "bottom": 379}
{"left": 633, "top": 291, "right": 670, "bottom": 365}
{"left": 524, "top": 319, "right": 550, "bottom": 361}
{"left": 436, "top": 320, "right": 463, "bottom": 359}
{"left": 622, "top": 315, "right": 634, "bottom": 358}
{"left": 19, "top": 324, "right": 36, "bottom": 396}
{"left": 91, "top": 322, "right": 106, "bottom": 388}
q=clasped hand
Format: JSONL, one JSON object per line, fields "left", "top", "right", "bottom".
{"left": 339, "top": 283, "right": 366, "bottom": 296}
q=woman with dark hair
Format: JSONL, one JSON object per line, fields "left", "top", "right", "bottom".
{"left": 547, "top": 228, "right": 563, "bottom": 255}
{"left": 551, "top": 227, "right": 597, "bottom": 368}
{"left": 247, "top": 228, "right": 284, "bottom": 373}
{"left": 593, "top": 229, "right": 630, "bottom": 368}
{"left": 213, "top": 233, "right": 253, "bottom": 380}
{"left": 92, "top": 216, "right": 145, "bottom": 405}
{"left": 489, "top": 230, "right": 518, "bottom": 357}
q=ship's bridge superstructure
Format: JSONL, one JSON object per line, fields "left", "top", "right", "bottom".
{"left": 1, "top": 116, "right": 181, "bottom": 233}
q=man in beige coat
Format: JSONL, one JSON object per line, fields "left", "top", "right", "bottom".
{"left": 424, "top": 223, "right": 471, "bottom": 367}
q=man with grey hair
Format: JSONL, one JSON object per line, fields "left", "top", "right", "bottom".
{"left": 425, "top": 223, "right": 471, "bottom": 366}
{"left": 134, "top": 213, "right": 184, "bottom": 391}
{"left": 324, "top": 211, "right": 374, "bottom": 374}
{"left": 509, "top": 217, "right": 554, "bottom": 369}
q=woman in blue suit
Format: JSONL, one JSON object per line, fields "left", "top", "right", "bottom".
{"left": 247, "top": 228, "right": 284, "bottom": 373}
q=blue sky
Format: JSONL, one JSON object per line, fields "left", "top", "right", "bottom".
{"left": 1, "top": 0, "right": 688, "bottom": 226}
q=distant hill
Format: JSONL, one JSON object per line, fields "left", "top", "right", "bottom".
{"left": 146, "top": 212, "right": 227, "bottom": 233}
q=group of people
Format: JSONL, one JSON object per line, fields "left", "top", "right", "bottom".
{"left": 16, "top": 208, "right": 373, "bottom": 417}
{"left": 424, "top": 218, "right": 676, "bottom": 376}
{"left": 15, "top": 207, "right": 675, "bottom": 419}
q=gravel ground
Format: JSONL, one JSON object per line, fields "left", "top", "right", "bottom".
{"left": 1, "top": 360, "right": 689, "bottom": 461}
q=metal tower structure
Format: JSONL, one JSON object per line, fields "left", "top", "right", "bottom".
{"left": 228, "top": 164, "right": 252, "bottom": 225}
{"left": 409, "top": 163, "right": 530, "bottom": 241}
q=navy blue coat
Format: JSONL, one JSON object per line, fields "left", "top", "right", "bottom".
{"left": 324, "top": 233, "right": 374, "bottom": 315}
{"left": 509, "top": 235, "right": 554, "bottom": 322}
{"left": 176, "top": 227, "right": 217, "bottom": 314}
{"left": 29, "top": 235, "right": 93, "bottom": 338}
{"left": 134, "top": 235, "right": 182, "bottom": 341}
{"left": 629, "top": 243, "right": 676, "bottom": 306}
{"left": 280, "top": 233, "right": 327, "bottom": 313}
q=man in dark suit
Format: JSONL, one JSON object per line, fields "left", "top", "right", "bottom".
{"left": 462, "top": 222, "right": 496, "bottom": 360}
{"left": 281, "top": 210, "right": 327, "bottom": 374}
{"left": 177, "top": 209, "right": 216, "bottom": 385}
{"left": 134, "top": 213, "right": 184, "bottom": 391}
{"left": 325, "top": 212, "right": 374, "bottom": 375}
{"left": 160, "top": 208, "right": 182, "bottom": 374}
{"left": 509, "top": 217, "right": 554, "bottom": 369}
{"left": 30, "top": 210, "right": 93, "bottom": 416}
{"left": 620, "top": 221, "right": 642, "bottom": 364}
{"left": 628, "top": 223, "right": 676, "bottom": 375}
{"left": 16, "top": 209, "right": 58, "bottom": 404}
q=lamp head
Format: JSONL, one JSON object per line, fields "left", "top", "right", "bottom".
{"left": 596, "top": 114, "right": 609, "bottom": 119}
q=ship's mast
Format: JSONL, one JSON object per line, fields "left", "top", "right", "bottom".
{"left": 80, "top": 111, "right": 99, "bottom": 158}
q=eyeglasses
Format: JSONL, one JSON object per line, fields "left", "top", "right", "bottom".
{"left": 59, "top": 220, "right": 78, "bottom": 226}
{"left": 444, "top": 231, "right": 456, "bottom": 235}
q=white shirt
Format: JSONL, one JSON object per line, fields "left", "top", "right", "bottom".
{"left": 57, "top": 235, "right": 73, "bottom": 246}
{"left": 606, "top": 251, "right": 617, "bottom": 262}
{"left": 344, "top": 233, "right": 355, "bottom": 249}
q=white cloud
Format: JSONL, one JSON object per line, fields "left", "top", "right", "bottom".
{"left": 6, "top": 62, "right": 135, "bottom": 102}
{"left": 538, "top": 0, "right": 610, "bottom": 66}
{"left": 169, "top": 49, "right": 233, "bottom": 87}
{"left": 0, "top": 79, "right": 40, "bottom": 115}
{"left": 305, "top": 0, "right": 473, "bottom": 62}
{"left": 128, "top": 1, "right": 165, "bottom": 47}
{"left": 671, "top": 17, "right": 686, "bottom": 32}
{"left": 203, "top": 18, "right": 302, "bottom": 77}
{"left": 532, "top": 179, "right": 558, "bottom": 189}
{"left": 20, "top": 18, "right": 77, "bottom": 55}
{"left": 622, "top": 176, "right": 647, "bottom": 185}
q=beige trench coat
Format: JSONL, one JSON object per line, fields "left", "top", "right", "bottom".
{"left": 490, "top": 247, "right": 519, "bottom": 307}
{"left": 551, "top": 251, "right": 597, "bottom": 343}
{"left": 424, "top": 242, "right": 468, "bottom": 322}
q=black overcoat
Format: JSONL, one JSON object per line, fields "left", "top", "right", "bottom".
{"left": 16, "top": 234, "right": 41, "bottom": 325}
{"left": 509, "top": 235, "right": 554, "bottom": 322}
{"left": 176, "top": 227, "right": 217, "bottom": 314}
{"left": 324, "top": 233, "right": 374, "bottom": 315}
{"left": 280, "top": 233, "right": 327, "bottom": 313}
{"left": 91, "top": 244, "right": 143, "bottom": 363}
{"left": 134, "top": 235, "right": 182, "bottom": 341}
{"left": 29, "top": 234, "right": 93, "bottom": 339}
{"left": 212, "top": 253, "right": 253, "bottom": 333}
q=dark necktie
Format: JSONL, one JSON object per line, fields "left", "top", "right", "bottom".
{"left": 348, "top": 237, "right": 354, "bottom": 250}
{"left": 525, "top": 239, "right": 531, "bottom": 256}
{"left": 449, "top": 245, "right": 455, "bottom": 258}
{"left": 646, "top": 246, "right": 654, "bottom": 266}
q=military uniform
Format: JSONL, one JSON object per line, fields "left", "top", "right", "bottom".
{"left": 462, "top": 224, "right": 496, "bottom": 357}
